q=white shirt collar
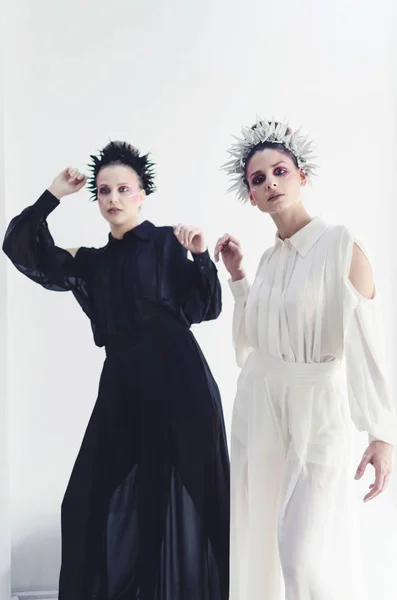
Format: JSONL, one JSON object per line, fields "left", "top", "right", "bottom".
{"left": 275, "top": 217, "right": 328, "bottom": 257}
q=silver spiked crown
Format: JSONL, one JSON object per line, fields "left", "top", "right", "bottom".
{"left": 223, "top": 117, "right": 318, "bottom": 203}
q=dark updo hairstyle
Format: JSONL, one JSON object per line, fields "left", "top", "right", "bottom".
{"left": 87, "top": 141, "right": 156, "bottom": 201}
{"left": 243, "top": 122, "right": 299, "bottom": 190}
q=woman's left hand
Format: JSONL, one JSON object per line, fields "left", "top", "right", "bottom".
{"left": 173, "top": 224, "right": 207, "bottom": 254}
{"left": 355, "top": 440, "right": 393, "bottom": 502}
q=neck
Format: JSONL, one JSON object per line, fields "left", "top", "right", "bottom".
{"left": 110, "top": 219, "right": 140, "bottom": 240}
{"left": 270, "top": 202, "right": 312, "bottom": 240}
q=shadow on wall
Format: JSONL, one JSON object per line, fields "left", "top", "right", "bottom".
{"left": 12, "top": 527, "right": 60, "bottom": 596}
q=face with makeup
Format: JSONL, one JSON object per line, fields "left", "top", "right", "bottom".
{"left": 96, "top": 164, "right": 145, "bottom": 227}
{"left": 245, "top": 147, "right": 307, "bottom": 214}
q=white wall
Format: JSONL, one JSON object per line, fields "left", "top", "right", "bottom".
{"left": 4, "top": 0, "right": 397, "bottom": 596}
{"left": 0, "top": 10, "right": 11, "bottom": 600}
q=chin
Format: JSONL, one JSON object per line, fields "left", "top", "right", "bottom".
{"left": 104, "top": 213, "right": 125, "bottom": 224}
{"left": 257, "top": 199, "right": 285, "bottom": 214}
{"left": 267, "top": 196, "right": 297, "bottom": 215}
{"left": 268, "top": 202, "right": 288, "bottom": 215}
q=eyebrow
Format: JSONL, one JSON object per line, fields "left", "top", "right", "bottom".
{"left": 97, "top": 182, "right": 130, "bottom": 186}
{"left": 249, "top": 161, "right": 287, "bottom": 179}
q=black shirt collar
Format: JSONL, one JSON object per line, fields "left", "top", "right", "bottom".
{"left": 108, "top": 220, "right": 155, "bottom": 244}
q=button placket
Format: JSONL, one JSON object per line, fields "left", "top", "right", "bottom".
{"left": 267, "top": 245, "right": 288, "bottom": 356}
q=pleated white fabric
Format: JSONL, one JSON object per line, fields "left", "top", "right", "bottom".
{"left": 229, "top": 218, "right": 397, "bottom": 600}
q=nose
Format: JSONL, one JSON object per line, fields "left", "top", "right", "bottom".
{"left": 109, "top": 190, "right": 119, "bottom": 204}
{"left": 266, "top": 177, "right": 278, "bottom": 190}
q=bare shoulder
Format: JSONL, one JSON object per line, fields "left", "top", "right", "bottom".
{"left": 348, "top": 243, "right": 375, "bottom": 299}
{"left": 65, "top": 247, "right": 80, "bottom": 258}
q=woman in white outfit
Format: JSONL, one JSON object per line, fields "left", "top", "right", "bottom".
{"left": 215, "top": 118, "right": 396, "bottom": 600}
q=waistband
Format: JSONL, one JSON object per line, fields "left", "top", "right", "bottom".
{"left": 251, "top": 349, "right": 341, "bottom": 383}
{"left": 104, "top": 315, "right": 189, "bottom": 355}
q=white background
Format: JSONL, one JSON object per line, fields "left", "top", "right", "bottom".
{"left": 1, "top": 0, "right": 397, "bottom": 597}
{"left": 1, "top": 12, "right": 11, "bottom": 600}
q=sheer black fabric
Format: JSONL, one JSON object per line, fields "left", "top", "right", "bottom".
{"left": 3, "top": 191, "right": 230, "bottom": 600}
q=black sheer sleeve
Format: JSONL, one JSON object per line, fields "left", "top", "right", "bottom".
{"left": 2, "top": 190, "right": 84, "bottom": 292}
{"left": 168, "top": 232, "right": 222, "bottom": 324}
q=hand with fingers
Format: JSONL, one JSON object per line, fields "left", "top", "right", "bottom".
{"left": 355, "top": 440, "right": 393, "bottom": 502}
{"left": 49, "top": 167, "right": 87, "bottom": 201}
{"left": 214, "top": 234, "right": 246, "bottom": 281}
{"left": 173, "top": 224, "right": 207, "bottom": 255}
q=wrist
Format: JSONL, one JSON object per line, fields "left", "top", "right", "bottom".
{"left": 370, "top": 439, "right": 393, "bottom": 447}
{"left": 192, "top": 246, "right": 207, "bottom": 255}
{"left": 230, "top": 268, "right": 246, "bottom": 282}
{"left": 48, "top": 185, "right": 64, "bottom": 201}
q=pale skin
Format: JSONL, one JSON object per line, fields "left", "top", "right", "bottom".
{"left": 215, "top": 147, "right": 393, "bottom": 503}
{"left": 48, "top": 165, "right": 207, "bottom": 257}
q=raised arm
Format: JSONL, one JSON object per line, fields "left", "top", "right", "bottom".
{"left": 215, "top": 233, "right": 252, "bottom": 368}
{"left": 2, "top": 168, "right": 86, "bottom": 291}
{"left": 171, "top": 224, "right": 221, "bottom": 324}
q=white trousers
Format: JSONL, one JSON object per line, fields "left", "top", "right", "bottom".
{"left": 230, "top": 350, "right": 362, "bottom": 600}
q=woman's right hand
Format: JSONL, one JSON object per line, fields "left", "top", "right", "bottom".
{"left": 48, "top": 168, "right": 87, "bottom": 200}
{"left": 214, "top": 234, "right": 246, "bottom": 281}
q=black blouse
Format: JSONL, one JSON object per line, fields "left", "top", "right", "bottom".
{"left": 2, "top": 190, "right": 222, "bottom": 347}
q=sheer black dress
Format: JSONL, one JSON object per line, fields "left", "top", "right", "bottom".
{"left": 3, "top": 190, "right": 230, "bottom": 600}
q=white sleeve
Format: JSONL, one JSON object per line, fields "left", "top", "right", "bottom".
{"left": 343, "top": 238, "right": 397, "bottom": 445}
{"left": 228, "top": 277, "right": 252, "bottom": 368}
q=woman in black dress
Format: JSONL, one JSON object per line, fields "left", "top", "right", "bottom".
{"left": 3, "top": 141, "right": 230, "bottom": 600}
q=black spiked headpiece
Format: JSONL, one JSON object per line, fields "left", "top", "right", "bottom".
{"left": 87, "top": 141, "right": 156, "bottom": 200}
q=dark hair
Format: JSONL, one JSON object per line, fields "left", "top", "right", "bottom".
{"left": 243, "top": 123, "right": 299, "bottom": 189}
{"left": 87, "top": 141, "right": 156, "bottom": 201}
